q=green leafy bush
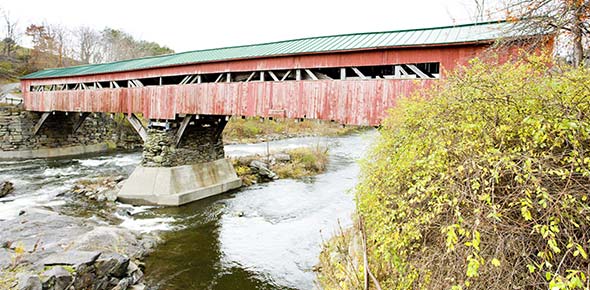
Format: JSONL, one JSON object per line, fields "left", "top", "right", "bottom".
{"left": 352, "top": 55, "right": 590, "bottom": 289}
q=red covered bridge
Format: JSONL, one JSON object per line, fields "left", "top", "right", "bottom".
{"left": 18, "top": 20, "right": 535, "bottom": 205}
{"left": 20, "top": 21, "right": 518, "bottom": 128}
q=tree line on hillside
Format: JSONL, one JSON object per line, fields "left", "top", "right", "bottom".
{"left": 0, "top": 7, "right": 174, "bottom": 82}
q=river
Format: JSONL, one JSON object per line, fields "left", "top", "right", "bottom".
{"left": 0, "top": 130, "right": 376, "bottom": 289}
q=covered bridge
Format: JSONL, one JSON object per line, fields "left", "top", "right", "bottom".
{"left": 21, "top": 20, "right": 517, "bottom": 127}
{"left": 18, "top": 21, "right": 529, "bottom": 205}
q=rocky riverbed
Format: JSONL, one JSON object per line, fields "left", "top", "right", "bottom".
{"left": 0, "top": 206, "right": 159, "bottom": 290}
{"left": 0, "top": 154, "right": 159, "bottom": 290}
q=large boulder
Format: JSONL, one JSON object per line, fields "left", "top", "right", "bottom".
{"left": 0, "top": 181, "right": 14, "bottom": 198}
{"left": 95, "top": 252, "right": 130, "bottom": 278}
{"left": 249, "top": 160, "right": 278, "bottom": 180}
{"left": 41, "top": 250, "right": 101, "bottom": 267}
{"left": 41, "top": 266, "right": 73, "bottom": 290}
{"left": 17, "top": 273, "right": 42, "bottom": 290}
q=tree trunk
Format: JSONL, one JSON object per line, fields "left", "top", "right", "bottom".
{"left": 572, "top": 20, "right": 584, "bottom": 66}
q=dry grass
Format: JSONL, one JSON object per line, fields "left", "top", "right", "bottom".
{"left": 223, "top": 117, "right": 365, "bottom": 143}
{"left": 273, "top": 146, "right": 328, "bottom": 179}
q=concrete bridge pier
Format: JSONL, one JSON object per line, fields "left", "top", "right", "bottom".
{"left": 118, "top": 114, "right": 241, "bottom": 206}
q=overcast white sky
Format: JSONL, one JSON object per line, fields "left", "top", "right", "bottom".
{"left": 0, "top": 0, "right": 503, "bottom": 53}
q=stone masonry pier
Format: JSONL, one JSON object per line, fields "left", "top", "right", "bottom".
{"left": 118, "top": 115, "right": 241, "bottom": 206}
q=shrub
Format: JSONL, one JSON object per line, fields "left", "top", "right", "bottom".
{"left": 353, "top": 55, "right": 590, "bottom": 289}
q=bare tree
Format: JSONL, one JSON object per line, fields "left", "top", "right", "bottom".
{"left": 1, "top": 9, "right": 19, "bottom": 57}
{"left": 47, "top": 24, "right": 73, "bottom": 67}
{"left": 75, "top": 26, "right": 100, "bottom": 64}
{"left": 503, "top": 0, "right": 590, "bottom": 66}
{"left": 474, "top": 0, "right": 487, "bottom": 22}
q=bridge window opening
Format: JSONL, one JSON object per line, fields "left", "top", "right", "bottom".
{"left": 137, "top": 77, "right": 160, "bottom": 86}
{"left": 315, "top": 68, "right": 340, "bottom": 79}
{"left": 113, "top": 80, "right": 128, "bottom": 88}
{"left": 160, "top": 75, "right": 183, "bottom": 85}
{"left": 232, "top": 72, "right": 252, "bottom": 82}
{"left": 198, "top": 73, "right": 220, "bottom": 83}
{"left": 416, "top": 62, "right": 440, "bottom": 77}
{"left": 278, "top": 70, "right": 296, "bottom": 81}
{"left": 98, "top": 81, "right": 110, "bottom": 88}
{"left": 351, "top": 62, "right": 440, "bottom": 79}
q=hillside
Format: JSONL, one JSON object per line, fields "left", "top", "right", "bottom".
{"left": 0, "top": 44, "right": 34, "bottom": 83}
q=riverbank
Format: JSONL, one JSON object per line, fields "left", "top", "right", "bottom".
{"left": 318, "top": 59, "right": 590, "bottom": 289}
{"left": 223, "top": 117, "right": 367, "bottom": 144}
{"left": 0, "top": 152, "right": 154, "bottom": 290}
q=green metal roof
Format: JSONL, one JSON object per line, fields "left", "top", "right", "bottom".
{"left": 22, "top": 20, "right": 518, "bottom": 80}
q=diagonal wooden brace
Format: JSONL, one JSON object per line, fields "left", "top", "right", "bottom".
{"left": 174, "top": 114, "right": 193, "bottom": 148}
{"left": 406, "top": 64, "right": 430, "bottom": 79}
{"left": 214, "top": 117, "right": 229, "bottom": 140}
{"left": 32, "top": 112, "right": 51, "bottom": 136}
{"left": 72, "top": 112, "right": 90, "bottom": 133}
{"left": 127, "top": 113, "right": 148, "bottom": 142}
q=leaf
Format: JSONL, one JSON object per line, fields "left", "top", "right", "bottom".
{"left": 491, "top": 258, "right": 501, "bottom": 267}
{"left": 527, "top": 264, "right": 536, "bottom": 273}
{"left": 466, "top": 257, "right": 480, "bottom": 278}
{"left": 576, "top": 244, "right": 588, "bottom": 259}
{"left": 548, "top": 239, "right": 561, "bottom": 254}
{"left": 545, "top": 272, "right": 552, "bottom": 281}
{"left": 521, "top": 207, "right": 533, "bottom": 221}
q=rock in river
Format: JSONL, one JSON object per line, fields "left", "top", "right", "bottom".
{"left": 0, "top": 181, "right": 14, "bottom": 198}
{"left": 249, "top": 160, "right": 278, "bottom": 180}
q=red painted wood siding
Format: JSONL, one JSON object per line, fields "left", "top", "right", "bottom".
{"left": 21, "top": 44, "right": 490, "bottom": 126}
{"left": 24, "top": 79, "right": 433, "bottom": 126}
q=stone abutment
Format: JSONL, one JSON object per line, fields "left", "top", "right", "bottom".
{"left": 0, "top": 105, "right": 142, "bottom": 159}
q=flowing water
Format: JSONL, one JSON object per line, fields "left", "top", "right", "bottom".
{"left": 0, "top": 130, "right": 376, "bottom": 289}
